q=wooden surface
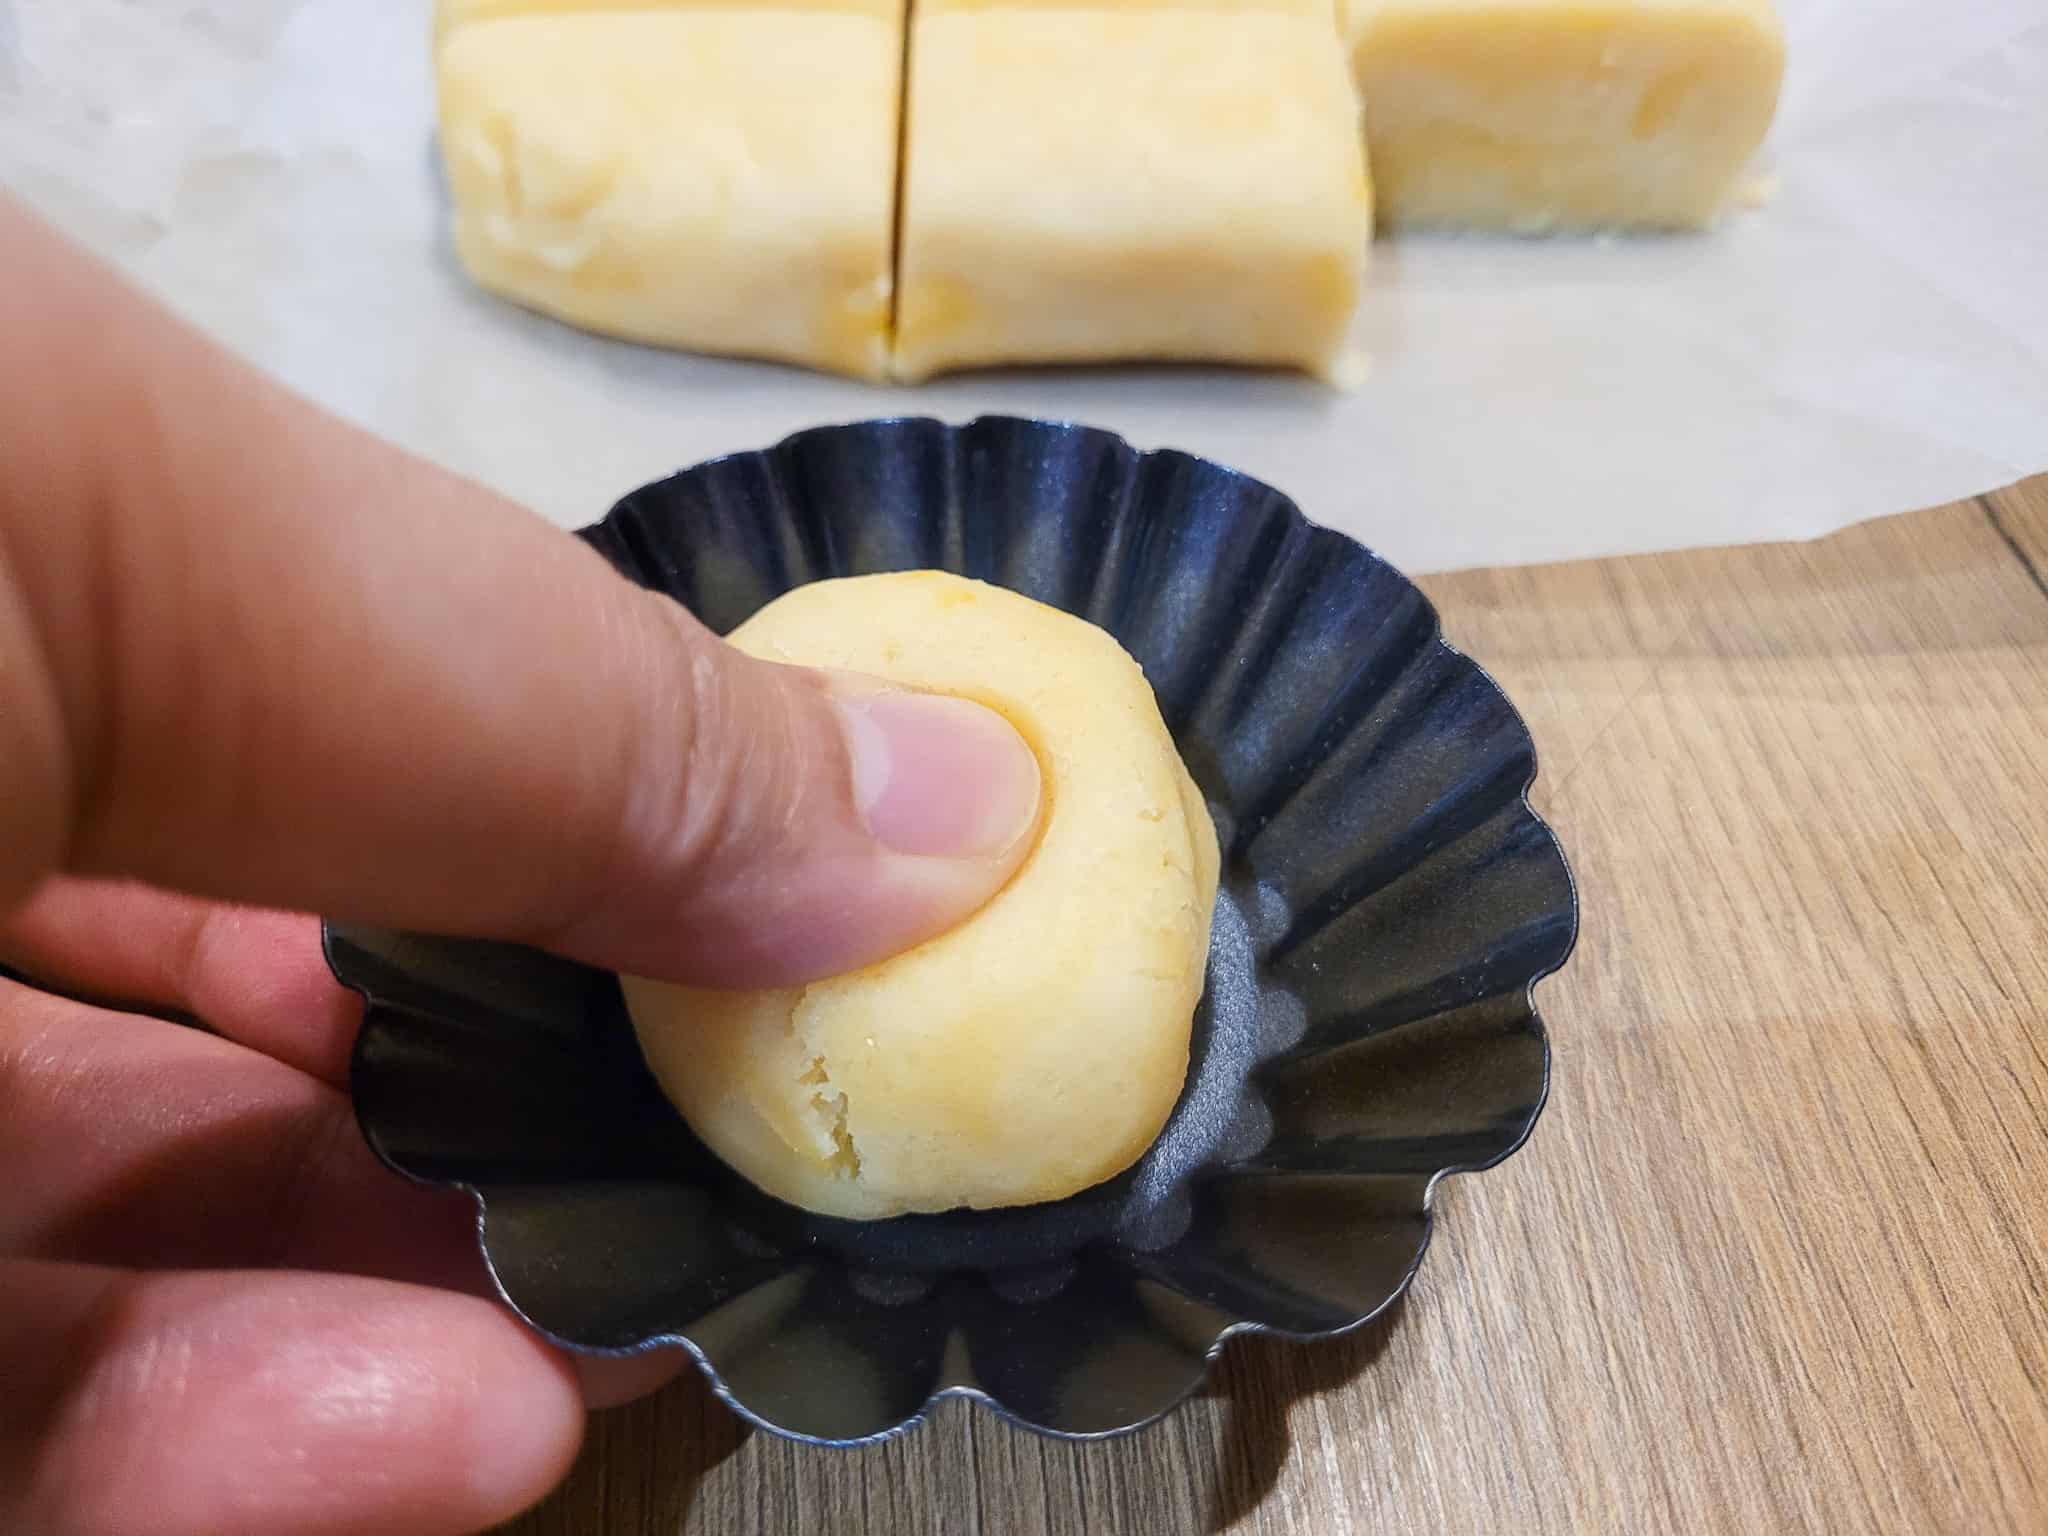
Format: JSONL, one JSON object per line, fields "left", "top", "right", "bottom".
{"left": 504, "top": 482, "right": 2048, "bottom": 1535}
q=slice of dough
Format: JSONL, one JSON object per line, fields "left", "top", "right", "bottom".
{"left": 1348, "top": 0, "right": 1785, "bottom": 231}
{"left": 920, "top": 0, "right": 1335, "bottom": 12}
{"left": 622, "top": 573, "right": 1221, "bottom": 1220}
{"left": 438, "top": 0, "right": 898, "bottom": 31}
{"left": 893, "top": 7, "right": 1371, "bottom": 383}
{"left": 435, "top": 6, "right": 900, "bottom": 379}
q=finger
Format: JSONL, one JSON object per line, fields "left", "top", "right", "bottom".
{"left": 0, "top": 979, "right": 692, "bottom": 1412}
{"left": 0, "top": 977, "right": 476, "bottom": 1289}
{"left": 536, "top": 650, "right": 1045, "bottom": 986}
{"left": 2, "top": 201, "right": 1042, "bottom": 988}
{"left": 0, "top": 1260, "right": 583, "bottom": 1536}
{"left": 0, "top": 877, "right": 359, "bottom": 1085}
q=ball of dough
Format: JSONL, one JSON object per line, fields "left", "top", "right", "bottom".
{"left": 621, "top": 571, "right": 1220, "bottom": 1219}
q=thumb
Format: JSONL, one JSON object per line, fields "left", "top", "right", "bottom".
{"left": 545, "top": 610, "right": 1045, "bottom": 986}
{"left": 0, "top": 202, "right": 1040, "bottom": 984}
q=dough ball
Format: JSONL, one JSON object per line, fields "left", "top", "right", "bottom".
{"left": 622, "top": 572, "right": 1220, "bottom": 1219}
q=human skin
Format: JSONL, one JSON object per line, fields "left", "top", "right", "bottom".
{"left": 0, "top": 198, "right": 1042, "bottom": 1535}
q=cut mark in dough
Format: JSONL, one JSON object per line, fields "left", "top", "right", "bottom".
{"left": 819, "top": 1092, "right": 861, "bottom": 1177}
{"left": 796, "top": 1043, "right": 863, "bottom": 1179}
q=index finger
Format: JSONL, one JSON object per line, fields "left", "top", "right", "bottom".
{"left": 0, "top": 1260, "right": 585, "bottom": 1536}
{"left": 0, "top": 877, "right": 360, "bottom": 1086}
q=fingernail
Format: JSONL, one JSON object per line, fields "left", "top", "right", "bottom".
{"left": 835, "top": 690, "right": 1043, "bottom": 859}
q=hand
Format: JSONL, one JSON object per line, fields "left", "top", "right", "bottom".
{"left": 0, "top": 199, "right": 1043, "bottom": 1533}
{"left": 0, "top": 879, "right": 605, "bottom": 1531}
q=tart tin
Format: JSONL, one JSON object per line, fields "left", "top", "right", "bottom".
{"left": 327, "top": 416, "right": 1576, "bottom": 1445}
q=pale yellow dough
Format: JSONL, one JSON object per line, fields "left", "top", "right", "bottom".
{"left": 1347, "top": 0, "right": 1785, "bottom": 231}
{"left": 434, "top": 3, "right": 900, "bottom": 380}
{"left": 622, "top": 573, "right": 1221, "bottom": 1219}
{"left": 893, "top": 6, "right": 1371, "bottom": 382}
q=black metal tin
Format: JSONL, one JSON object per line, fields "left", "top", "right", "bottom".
{"left": 326, "top": 416, "right": 1577, "bottom": 1446}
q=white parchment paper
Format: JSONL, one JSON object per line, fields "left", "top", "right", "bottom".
{"left": 3, "top": 0, "right": 2044, "bottom": 572}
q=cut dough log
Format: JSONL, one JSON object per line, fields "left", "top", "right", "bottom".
{"left": 622, "top": 573, "right": 1222, "bottom": 1220}
{"left": 1347, "top": 0, "right": 1785, "bottom": 231}
{"left": 893, "top": 4, "right": 1371, "bottom": 382}
{"left": 434, "top": 3, "right": 901, "bottom": 379}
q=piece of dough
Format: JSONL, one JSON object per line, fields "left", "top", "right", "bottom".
{"left": 1347, "top": 0, "right": 1785, "bottom": 231}
{"left": 893, "top": 5, "right": 1371, "bottom": 383}
{"left": 434, "top": 3, "right": 900, "bottom": 380}
{"left": 622, "top": 573, "right": 1221, "bottom": 1219}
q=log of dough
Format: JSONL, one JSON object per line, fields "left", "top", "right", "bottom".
{"left": 892, "top": 3, "right": 1371, "bottom": 383}
{"left": 1347, "top": 0, "right": 1785, "bottom": 231}
{"left": 434, "top": 2, "right": 900, "bottom": 380}
{"left": 622, "top": 573, "right": 1221, "bottom": 1219}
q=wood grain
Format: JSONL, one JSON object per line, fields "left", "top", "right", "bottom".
{"left": 1985, "top": 477, "right": 2048, "bottom": 600}
{"left": 503, "top": 486, "right": 2048, "bottom": 1535}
